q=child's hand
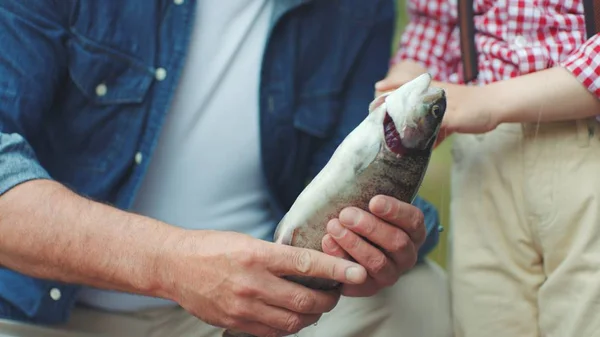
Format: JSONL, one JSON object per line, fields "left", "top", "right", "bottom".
{"left": 375, "top": 61, "right": 499, "bottom": 147}
{"left": 374, "top": 60, "right": 428, "bottom": 97}
{"left": 438, "top": 82, "right": 498, "bottom": 137}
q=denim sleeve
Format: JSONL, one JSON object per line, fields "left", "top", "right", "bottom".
{"left": 0, "top": 133, "right": 51, "bottom": 195}
{"left": 309, "top": 2, "right": 441, "bottom": 261}
{"left": 413, "top": 195, "right": 441, "bottom": 260}
{"left": 0, "top": 1, "right": 69, "bottom": 195}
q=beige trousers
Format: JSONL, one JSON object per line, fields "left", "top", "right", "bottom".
{"left": 0, "top": 259, "right": 451, "bottom": 337}
{"left": 449, "top": 119, "right": 600, "bottom": 337}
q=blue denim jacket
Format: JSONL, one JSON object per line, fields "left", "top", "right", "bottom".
{"left": 0, "top": 0, "right": 441, "bottom": 325}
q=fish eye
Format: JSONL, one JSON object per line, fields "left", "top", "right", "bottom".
{"left": 432, "top": 105, "right": 440, "bottom": 117}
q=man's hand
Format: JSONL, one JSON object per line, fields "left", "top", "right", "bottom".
{"left": 157, "top": 230, "right": 367, "bottom": 337}
{"left": 0, "top": 180, "right": 367, "bottom": 337}
{"left": 320, "top": 195, "right": 426, "bottom": 297}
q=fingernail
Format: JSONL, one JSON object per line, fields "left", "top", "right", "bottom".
{"left": 339, "top": 208, "right": 360, "bottom": 227}
{"left": 345, "top": 267, "right": 364, "bottom": 283}
{"left": 329, "top": 221, "right": 347, "bottom": 239}
{"left": 375, "top": 81, "right": 384, "bottom": 89}
{"left": 373, "top": 197, "right": 390, "bottom": 215}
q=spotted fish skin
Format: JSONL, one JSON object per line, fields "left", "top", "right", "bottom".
{"left": 223, "top": 73, "right": 446, "bottom": 336}
{"left": 280, "top": 143, "right": 434, "bottom": 290}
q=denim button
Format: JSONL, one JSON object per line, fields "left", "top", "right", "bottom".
{"left": 155, "top": 68, "right": 167, "bottom": 81}
{"left": 95, "top": 84, "right": 107, "bottom": 97}
{"left": 49, "top": 288, "right": 61, "bottom": 301}
{"left": 134, "top": 152, "right": 143, "bottom": 165}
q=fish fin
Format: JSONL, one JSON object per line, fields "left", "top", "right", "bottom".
{"left": 368, "top": 92, "right": 392, "bottom": 114}
{"left": 352, "top": 140, "right": 382, "bottom": 176}
{"left": 273, "top": 214, "right": 294, "bottom": 245}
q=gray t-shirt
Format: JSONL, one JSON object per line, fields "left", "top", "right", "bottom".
{"left": 77, "top": 0, "right": 276, "bottom": 312}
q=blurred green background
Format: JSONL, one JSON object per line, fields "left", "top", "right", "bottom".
{"left": 393, "top": 0, "right": 453, "bottom": 270}
{"left": 418, "top": 139, "right": 453, "bottom": 270}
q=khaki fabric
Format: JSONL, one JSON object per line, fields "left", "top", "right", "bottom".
{"left": 449, "top": 119, "right": 600, "bottom": 337}
{"left": 0, "top": 259, "right": 451, "bottom": 337}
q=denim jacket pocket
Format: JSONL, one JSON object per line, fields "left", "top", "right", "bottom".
{"left": 43, "top": 31, "right": 155, "bottom": 190}
{"left": 66, "top": 29, "right": 154, "bottom": 105}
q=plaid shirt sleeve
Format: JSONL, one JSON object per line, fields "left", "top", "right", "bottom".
{"left": 560, "top": 33, "right": 600, "bottom": 99}
{"left": 390, "top": 1, "right": 459, "bottom": 82}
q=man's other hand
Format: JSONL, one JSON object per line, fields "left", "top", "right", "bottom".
{"left": 321, "top": 195, "right": 426, "bottom": 297}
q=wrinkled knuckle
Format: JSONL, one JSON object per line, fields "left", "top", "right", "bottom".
{"left": 229, "top": 301, "right": 250, "bottom": 319}
{"left": 284, "top": 314, "right": 303, "bottom": 333}
{"left": 238, "top": 250, "right": 261, "bottom": 268}
{"left": 361, "top": 219, "right": 376, "bottom": 235}
{"left": 232, "top": 282, "right": 258, "bottom": 298}
{"left": 389, "top": 240, "right": 402, "bottom": 254}
{"left": 291, "top": 292, "right": 315, "bottom": 313}
{"left": 347, "top": 235, "right": 361, "bottom": 250}
{"left": 411, "top": 210, "right": 425, "bottom": 229}
{"left": 328, "top": 260, "right": 338, "bottom": 280}
{"left": 391, "top": 232, "right": 409, "bottom": 253}
{"left": 367, "top": 253, "right": 388, "bottom": 275}
{"left": 292, "top": 250, "right": 313, "bottom": 274}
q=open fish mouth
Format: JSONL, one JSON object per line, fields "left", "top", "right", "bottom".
{"left": 383, "top": 112, "right": 403, "bottom": 154}
{"left": 383, "top": 80, "right": 445, "bottom": 155}
{"left": 383, "top": 111, "right": 428, "bottom": 155}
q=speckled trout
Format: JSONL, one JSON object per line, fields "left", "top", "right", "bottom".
{"left": 223, "top": 73, "right": 446, "bottom": 337}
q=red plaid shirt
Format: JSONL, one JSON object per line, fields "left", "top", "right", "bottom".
{"left": 392, "top": 0, "right": 600, "bottom": 98}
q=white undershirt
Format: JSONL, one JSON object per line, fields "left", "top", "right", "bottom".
{"left": 77, "top": 0, "right": 276, "bottom": 312}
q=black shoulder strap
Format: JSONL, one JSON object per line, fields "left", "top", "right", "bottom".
{"left": 583, "top": 0, "right": 600, "bottom": 39}
{"left": 459, "top": 0, "right": 600, "bottom": 84}
{"left": 457, "top": 0, "right": 477, "bottom": 83}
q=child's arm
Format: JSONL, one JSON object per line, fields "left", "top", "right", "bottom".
{"left": 430, "top": 60, "right": 600, "bottom": 138}
{"left": 490, "top": 33, "right": 600, "bottom": 125}
{"left": 490, "top": 64, "right": 600, "bottom": 125}
{"left": 430, "top": 56, "right": 600, "bottom": 137}
{"left": 489, "top": 34, "right": 600, "bottom": 124}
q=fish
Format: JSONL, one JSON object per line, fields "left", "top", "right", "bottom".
{"left": 223, "top": 73, "right": 446, "bottom": 337}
